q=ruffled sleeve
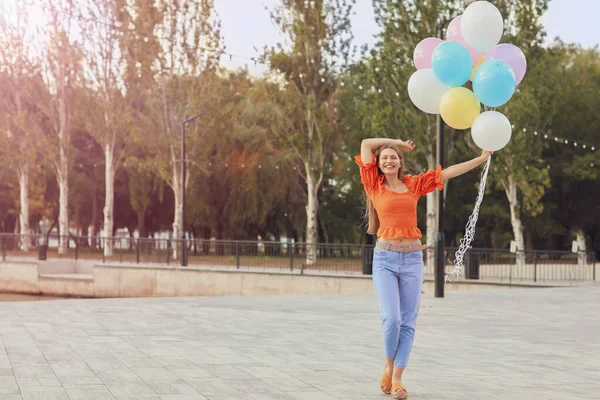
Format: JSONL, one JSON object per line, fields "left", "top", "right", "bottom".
{"left": 354, "top": 154, "right": 381, "bottom": 195}
{"left": 405, "top": 165, "right": 444, "bottom": 196}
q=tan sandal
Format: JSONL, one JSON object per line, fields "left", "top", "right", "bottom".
{"left": 391, "top": 382, "right": 408, "bottom": 399}
{"left": 380, "top": 367, "right": 392, "bottom": 394}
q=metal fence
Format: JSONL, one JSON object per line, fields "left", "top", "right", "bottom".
{"left": 0, "top": 234, "right": 596, "bottom": 282}
{"left": 451, "top": 247, "right": 597, "bottom": 283}
{"left": 0, "top": 234, "right": 373, "bottom": 274}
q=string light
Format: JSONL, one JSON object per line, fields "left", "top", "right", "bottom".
{"left": 335, "top": 76, "right": 600, "bottom": 153}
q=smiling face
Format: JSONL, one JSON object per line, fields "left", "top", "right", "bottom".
{"left": 378, "top": 147, "right": 404, "bottom": 179}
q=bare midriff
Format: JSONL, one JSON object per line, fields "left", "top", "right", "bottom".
{"left": 379, "top": 237, "right": 421, "bottom": 246}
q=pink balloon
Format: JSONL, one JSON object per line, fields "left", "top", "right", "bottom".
{"left": 413, "top": 37, "right": 443, "bottom": 70}
{"left": 485, "top": 44, "right": 527, "bottom": 85}
{"left": 445, "top": 15, "right": 482, "bottom": 65}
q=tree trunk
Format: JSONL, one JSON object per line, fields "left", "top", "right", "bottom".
{"left": 425, "top": 153, "right": 436, "bottom": 273}
{"left": 171, "top": 160, "right": 181, "bottom": 261}
{"left": 18, "top": 163, "right": 30, "bottom": 252}
{"left": 504, "top": 175, "right": 525, "bottom": 266}
{"left": 57, "top": 152, "right": 69, "bottom": 255}
{"left": 80, "top": 223, "right": 89, "bottom": 247}
{"left": 103, "top": 144, "right": 115, "bottom": 257}
{"left": 57, "top": 63, "right": 69, "bottom": 255}
{"left": 202, "top": 227, "right": 210, "bottom": 255}
{"left": 90, "top": 179, "right": 99, "bottom": 249}
{"left": 576, "top": 229, "right": 587, "bottom": 268}
{"left": 137, "top": 209, "right": 147, "bottom": 238}
{"left": 305, "top": 163, "right": 319, "bottom": 265}
{"left": 214, "top": 218, "right": 223, "bottom": 240}
{"left": 214, "top": 217, "right": 224, "bottom": 256}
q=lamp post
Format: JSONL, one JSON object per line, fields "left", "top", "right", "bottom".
{"left": 181, "top": 111, "right": 205, "bottom": 266}
{"left": 435, "top": 102, "right": 445, "bottom": 298}
{"left": 434, "top": 19, "right": 452, "bottom": 298}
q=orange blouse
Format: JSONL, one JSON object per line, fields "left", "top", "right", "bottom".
{"left": 355, "top": 154, "right": 444, "bottom": 239}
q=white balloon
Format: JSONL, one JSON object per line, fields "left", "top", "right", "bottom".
{"left": 407, "top": 69, "right": 450, "bottom": 114}
{"left": 471, "top": 111, "right": 512, "bottom": 151}
{"left": 461, "top": 1, "right": 504, "bottom": 53}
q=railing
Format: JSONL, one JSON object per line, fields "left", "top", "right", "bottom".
{"left": 445, "top": 247, "right": 597, "bottom": 283}
{"left": 0, "top": 234, "right": 596, "bottom": 282}
{"left": 0, "top": 234, "right": 373, "bottom": 274}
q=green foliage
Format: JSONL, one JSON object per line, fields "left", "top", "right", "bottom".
{"left": 0, "top": 0, "right": 597, "bottom": 251}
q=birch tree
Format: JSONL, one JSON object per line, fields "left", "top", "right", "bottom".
{"left": 36, "top": 0, "right": 83, "bottom": 253}
{"left": 79, "top": 0, "right": 128, "bottom": 256}
{"left": 487, "top": 0, "right": 552, "bottom": 264}
{"left": 0, "top": 3, "right": 41, "bottom": 250}
{"left": 266, "top": 0, "right": 355, "bottom": 264}
{"left": 147, "top": 0, "right": 222, "bottom": 259}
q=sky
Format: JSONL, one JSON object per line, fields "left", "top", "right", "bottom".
{"left": 214, "top": 0, "right": 600, "bottom": 75}
{"left": 1, "top": 0, "right": 596, "bottom": 74}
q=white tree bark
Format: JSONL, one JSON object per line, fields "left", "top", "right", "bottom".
{"left": 103, "top": 144, "right": 115, "bottom": 257}
{"left": 57, "top": 154, "right": 69, "bottom": 255}
{"left": 56, "top": 57, "right": 70, "bottom": 255}
{"left": 425, "top": 153, "right": 436, "bottom": 272}
{"left": 18, "top": 162, "right": 30, "bottom": 252}
{"left": 305, "top": 164, "right": 319, "bottom": 265}
{"left": 171, "top": 152, "right": 181, "bottom": 260}
{"left": 576, "top": 229, "right": 587, "bottom": 268}
{"left": 504, "top": 174, "right": 525, "bottom": 266}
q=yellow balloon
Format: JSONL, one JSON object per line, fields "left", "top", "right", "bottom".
{"left": 470, "top": 55, "right": 486, "bottom": 81}
{"left": 440, "top": 87, "right": 481, "bottom": 130}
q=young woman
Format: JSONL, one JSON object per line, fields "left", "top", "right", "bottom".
{"left": 355, "top": 138, "right": 491, "bottom": 399}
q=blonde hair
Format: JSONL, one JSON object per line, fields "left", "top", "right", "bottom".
{"left": 365, "top": 144, "right": 404, "bottom": 234}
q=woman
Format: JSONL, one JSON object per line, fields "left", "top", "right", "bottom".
{"left": 355, "top": 138, "right": 491, "bottom": 399}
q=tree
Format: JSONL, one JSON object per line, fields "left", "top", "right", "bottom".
{"left": 69, "top": 123, "right": 104, "bottom": 239}
{"left": 35, "top": 0, "right": 83, "bottom": 253}
{"left": 141, "top": 0, "right": 222, "bottom": 258}
{"left": 266, "top": 0, "right": 355, "bottom": 264}
{"left": 115, "top": 0, "right": 162, "bottom": 238}
{"left": 539, "top": 45, "right": 600, "bottom": 254}
{"left": 79, "top": 0, "right": 130, "bottom": 256}
{"left": 483, "top": 0, "right": 552, "bottom": 263}
{"left": 0, "top": 2, "right": 44, "bottom": 250}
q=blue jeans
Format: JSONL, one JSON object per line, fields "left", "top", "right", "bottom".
{"left": 372, "top": 242, "right": 424, "bottom": 368}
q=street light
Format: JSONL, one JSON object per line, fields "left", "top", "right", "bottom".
{"left": 434, "top": 18, "right": 453, "bottom": 298}
{"left": 181, "top": 111, "right": 205, "bottom": 266}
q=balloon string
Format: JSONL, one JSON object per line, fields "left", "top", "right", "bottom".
{"left": 446, "top": 155, "right": 492, "bottom": 283}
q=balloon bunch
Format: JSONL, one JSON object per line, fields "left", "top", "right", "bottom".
{"left": 408, "top": 1, "right": 526, "bottom": 152}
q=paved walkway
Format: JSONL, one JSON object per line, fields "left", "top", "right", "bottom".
{"left": 0, "top": 284, "right": 598, "bottom": 399}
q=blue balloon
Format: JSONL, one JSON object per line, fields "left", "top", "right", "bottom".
{"left": 431, "top": 41, "right": 473, "bottom": 87}
{"left": 473, "top": 60, "right": 517, "bottom": 107}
